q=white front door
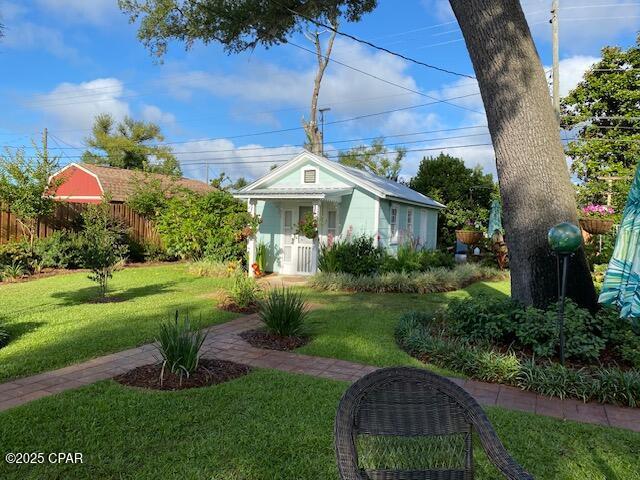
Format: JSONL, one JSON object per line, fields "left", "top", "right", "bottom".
{"left": 281, "top": 205, "right": 315, "bottom": 275}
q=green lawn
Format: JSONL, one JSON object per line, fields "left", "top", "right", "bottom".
{"left": 1, "top": 269, "right": 638, "bottom": 479}
{"left": 0, "top": 264, "right": 235, "bottom": 383}
{"left": 298, "top": 279, "right": 511, "bottom": 376}
{"left": 0, "top": 370, "right": 638, "bottom": 480}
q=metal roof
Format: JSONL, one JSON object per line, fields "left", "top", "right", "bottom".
{"left": 237, "top": 150, "right": 445, "bottom": 209}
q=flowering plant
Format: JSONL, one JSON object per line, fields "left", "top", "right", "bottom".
{"left": 295, "top": 212, "right": 318, "bottom": 239}
{"left": 580, "top": 204, "right": 614, "bottom": 219}
{"left": 458, "top": 219, "right": 483, "bottom": 232}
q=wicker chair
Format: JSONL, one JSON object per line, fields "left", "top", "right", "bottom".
{"left": 334, "top": 367, "right": 534, "bottom": 480}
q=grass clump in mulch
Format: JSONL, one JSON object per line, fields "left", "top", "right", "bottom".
{"left": 240, "top": 328, "right": 309, "bottom": 351}
{"left": 115, "top": 358, "right": 251, "bottom": 390}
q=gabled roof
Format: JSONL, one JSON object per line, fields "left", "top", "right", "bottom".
{"left": 238, "top": 150, "right": 445, "bottom": 209}
{"left": 52, "top": 163, "right": 214, "bottom": 202}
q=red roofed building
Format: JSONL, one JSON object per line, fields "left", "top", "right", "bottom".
{"left": 49, "top": 163, "right": 214, "bottom": 204}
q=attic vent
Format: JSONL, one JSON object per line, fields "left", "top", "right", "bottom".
{"left": 303, "top": 169, "right": 317, "bottom": 184}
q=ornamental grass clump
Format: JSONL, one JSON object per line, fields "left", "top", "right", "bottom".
{"left": 258, "top": 286, "right": 310, "bottom": 337}
{"left": 310, "top": 264, "right": 507, "bottom": 294}
{"left": 156, "top": 311, "right": 207, "bottom": 385}
{"left": 189, "top": 258, "right": 231, "bottom": 278}
{"left": 229, "top": 271, "right": 262, "bottom": 309}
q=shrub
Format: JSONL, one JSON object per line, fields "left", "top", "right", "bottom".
{"left": 396, "top": 312, "right": 640, "bottom": 407}
{"left": 0, "top": 324, "right": 10, "bottom": 349}
{"left": 79, "top": 202, "right": 129, "bottom": 298}
{"left": 33, "top": 231, "right": 85, "bottom": 269}
{"left": 445, "top": 296, "right": 608, "bottom": 363}
{"left": 156, "top": 190, "right": 257, "bottom": 261}
{"left": 418, "top": 250, "right": 455, "bottom": 270}
{"left": 156, "top": 311, "right": 207, "bottom": 383}
{"left": 317, "top": 234, "right": 384, "bottom": 276}
{"left": 229, "top": 271, "right": 262, "bottom": 309}
{"left": 381, "top": 246, "right": 455, "bottom": 273}
{"left": 188, "top": 259, "right": 232, "bottom": 278}
{"left": 311, "top": 264, "right": 506, "bottom": 294}
{"left": 0, "top": 241, "right": 35, "bottom": 271}
{"left": 258, "top": 286, "right": 310, "bottom": 337}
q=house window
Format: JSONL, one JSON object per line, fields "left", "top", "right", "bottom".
{"left": 407, "top": 208, "right": 414, "bottom": 236}
{"left": 390, "top": 206, "right": 398, "bottom": 243}
{"left": 303, "top": 169, "right": 317, "bottom": 184}
{"left": 327, "top": 210, "right": 337, "bottom": 238}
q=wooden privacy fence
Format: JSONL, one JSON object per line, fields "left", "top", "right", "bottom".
{"left": 0, "top": 202, "right": 161, "bottom": 246}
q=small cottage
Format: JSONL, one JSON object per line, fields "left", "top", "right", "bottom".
{"left": 49, "top": 163, "right": 214, "bottom": 204}
{"left": 234, "top": 150, "right": 444, "bottom": 275}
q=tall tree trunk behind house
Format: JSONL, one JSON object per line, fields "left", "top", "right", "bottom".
{"left": 449, "top": 0, "right": 597, "bottom": 310}
{"left": 303, "top": 25, "right": 337, "bottom": 155}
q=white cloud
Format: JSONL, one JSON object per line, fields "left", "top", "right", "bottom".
{"left": 526, "top": 0, "right": 640, "bottom": 51}
{"left": 545, "top": 55, "right": 599, "bottom": 98}
{"left": 163, "top": 39, "right": 426, "bottom": 132}
{"left": 141, "top": 104, "right": 176, "bottom": 127}
{"left": 176, "top": 140, "right": 301, "bottom": 183}
{"left": 32, "top": 78, "right": 130, "bottom": 142}
{"left": 420, "top": 0, "right": 455, "bottom": 22}
{"left": 2, "top": 21, "right": 79, "bottom": 60}
{"left": 35, "top": 0, "right": 118, "bottom": 25}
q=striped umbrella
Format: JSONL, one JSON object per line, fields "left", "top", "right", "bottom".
{"left": 598, "top": 167, "right": 640, "bottom": 326}
{"left": 488, "top": 199, "right": 503, "bottom": 236}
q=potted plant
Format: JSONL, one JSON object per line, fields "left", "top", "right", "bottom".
{"left": 455, "top": 220, "right": 484, "bottom": 245}
{"left": 296, "top": 212, "right": 318, "bottom": 239}
{"left": 579, "top": 204, "right": 615, "bottom": 235}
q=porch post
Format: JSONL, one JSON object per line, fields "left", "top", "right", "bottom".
{"left": 312, "top": 200, "right": 320, "bottom": 274}
{"left": 247, "top": 198, "right": 257, "bottom": 277}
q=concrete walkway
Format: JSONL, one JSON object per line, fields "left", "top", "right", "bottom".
{"left": 0, "top": 314, "right": 639, "bottom": 433}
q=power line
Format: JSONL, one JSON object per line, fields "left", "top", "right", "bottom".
{"left": 9, "top": 124, "right": 491, "bottom": 153}
{"left": 275, "top": 1, "right": 475, "bottom": 80}
{"left": 287, "top": 41, "right": 482, "bottom": 114}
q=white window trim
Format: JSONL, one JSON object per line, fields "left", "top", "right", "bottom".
{"left": 300, "top": 166, "right": 319, "bottom": 185}
{"left": 390, "top": 203, "right": 399, "bottom": 245}
{"left": 407, "top": 207, "right": 414, "bottom": 238}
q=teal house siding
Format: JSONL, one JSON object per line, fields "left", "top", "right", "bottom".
{"left": 235, "top": 151, "right": 444, "bottom": 276}
{"left": 340, "top": 188, "right": 378, "bottom": 238}
{"left": 254, "top": 200, "right": 281, "bottom": 273}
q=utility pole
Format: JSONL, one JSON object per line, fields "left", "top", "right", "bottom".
{"left": 43, "top": 127, "right": 48, "bottom": 162}
{"left": 551, "top": 0, "right": 560, "bottom": 116}
{"left": 319, "top": 107, "right": 331, "bottom": 156}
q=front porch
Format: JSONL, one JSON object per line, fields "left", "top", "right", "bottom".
{"left": 237, "top": 188, "right": 352, "bottom": 276}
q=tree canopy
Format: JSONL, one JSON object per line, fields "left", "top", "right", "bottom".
{"left": 118, "top": 0, "right": 377, "bottom": 58}
{"left": 82, "top": 114, "right": 181, "bottom": 176}
{"left": 562, "top": 34, "right": 640, "bottom": 213}
{"left": 338, "top": 138, "right": 405, "bottom": 180}
{"left": 409, "top": 153, "right": 496, "bottom": 247}
{"left": 0, "top": 146, "right": 60, "bottom": 249}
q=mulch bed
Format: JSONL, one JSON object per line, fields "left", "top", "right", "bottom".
{"left": 218, "top": 298, "right": 259, "bottom": 314}
{"left": 114, "top": 358, "right": 251, "bottom": 391}
{"left": 240, "top": 328, "right": 309, "bottom": 351}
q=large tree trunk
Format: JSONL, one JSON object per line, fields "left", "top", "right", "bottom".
{"left": 449, "top": 0, "right": 597, "bottom": 310}
{"left": 303, "top": 25, "right": 337, "bottom": 155}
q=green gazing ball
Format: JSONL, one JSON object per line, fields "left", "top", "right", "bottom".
{"left": 548, "top": 222, "right": 582, "bottom": 254}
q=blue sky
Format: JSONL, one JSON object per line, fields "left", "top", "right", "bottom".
{"left": 1, "top": 0, "right": 639, "bottom": 183}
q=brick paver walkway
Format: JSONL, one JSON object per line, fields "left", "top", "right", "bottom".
{"left": 0, "top": 314, "right": 639, "bottom": 433}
